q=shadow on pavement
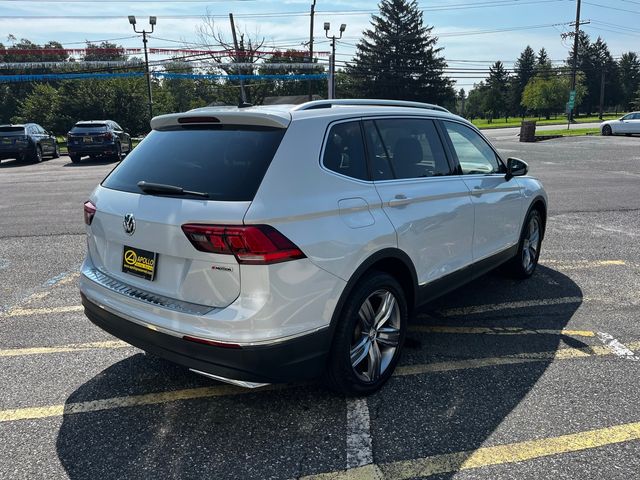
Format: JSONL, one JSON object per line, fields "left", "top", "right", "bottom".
{"left": 63, "top": 156, "right": 120, "bottom": 167}
{"left": 56, "top": 265, "right": 582, "bottom": 479}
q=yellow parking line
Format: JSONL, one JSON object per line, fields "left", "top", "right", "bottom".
{"left": 2, "top": 341, "right": 638, "bottom": 424}
{"left": 541, "top": 259, "right": 626, "bottom": 269}
{"left": 302, "top": 422, "right": 640, "bottom": 479}
{"left": 409, "top": 325, "right": 596, "bottom": 337}
{"left": 0, "top": 340, "right": 130, "bottom": 357}
{"left": 0, "top": 305, "right": 84, "bottom": 318}
{"left": 0, "top": 384, "right": 281, "bottom": 423}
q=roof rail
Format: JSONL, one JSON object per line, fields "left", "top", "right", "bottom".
{"left": 292, "top": 99, "right": 450, "bottom": 113}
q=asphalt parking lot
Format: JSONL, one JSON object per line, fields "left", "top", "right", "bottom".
{"left": 1, "top": 133, "right": 639, "bottom": 479}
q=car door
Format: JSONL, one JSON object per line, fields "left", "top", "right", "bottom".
{"left": 630, "top": 113, "right": 640, "bottom": 134}
{"left": 440, "top": 120, "right": 524, "bottom": 262}
{"left": 112, "top": 122, "right": 129, "bottom": 150}
{"left": 365, "top": 117, "right": 475, "bottom": 285}
{"left": 617, "top": 113, "right": 634, "bottom": 134}
{"left": 37, "top": 125, "right": 53, "bottom": 154}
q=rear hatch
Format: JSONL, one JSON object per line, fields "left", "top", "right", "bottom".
{"left": 0, "top": 126, "right": 27, "bottom": 148}
{"left": 69, "top": 123, "right": 110, "bottom": 145}
{"left": 87, "top": 113, "right": 288, "bottom": 308}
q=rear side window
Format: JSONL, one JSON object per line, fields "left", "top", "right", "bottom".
{"left": 0, "top": 126, "right": 25, "bottom": 135}
{"left": 364, "top": 118, "right": 451, "bottom": 180}
{"left": 322, "top": 121, "right": 369, "bottom": 181}
{"left": 102, "top": 125, "right": 286, "bottom": 201}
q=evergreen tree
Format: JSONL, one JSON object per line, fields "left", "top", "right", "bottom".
{"left": 347, "top": 0, "right": 454, "bottom": 104}
{"left": 485, "top": 61, "right": 510, "bottom": 122}
{"left": 618, "top": 52, "right": 640, "bottom": 110}
{"left": 535, "top": 47, "right": 552, "bottom": 78}
{"left": 511, "top": 45, "right": 536, "bottom": 115}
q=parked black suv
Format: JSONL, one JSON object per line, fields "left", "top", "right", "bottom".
{"left": 0, "top": 123, "right": 59, "bottom": 163}
{"left": 67, "top": 120, "right": 132, "bottom": 163}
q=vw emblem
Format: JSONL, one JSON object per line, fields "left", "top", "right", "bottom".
{"left": 123, "top": 214, "right": 136, "bottom": 236}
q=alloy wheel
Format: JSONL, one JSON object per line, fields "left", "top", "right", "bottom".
{"left": 522, "top": 216, "right": 540, "bottom": 273}
{"left": 350, "top": 289, "right": 401, "bottom": 383}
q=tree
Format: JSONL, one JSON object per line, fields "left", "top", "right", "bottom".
{"left": 617, "top": 52, "right": 640, "bottom": 110}
{"left": 485, "top": 61, "right": 510, "bottom": 122}
{"left": 465, "top": 82, "right": 488, "bottom": 120}
{"left": 535, "top": 47, "right": 552, "bottom": 78}
{"left": 13, "top": 84, "right": 61, "bottom": 130}
{"left": 456, "top": 88, "right": 466, "bottom": 116}
{"left": 346, "top": 0, "right": 454, "bottom": 104}
{"left": 522, "top": 68, "right": 585, "bottom": 119}
{"left": 83, "top": 41, "right": 126, "bottom": 62}
{"left": 511, "top": 46, "right": 536, "bottom": 116}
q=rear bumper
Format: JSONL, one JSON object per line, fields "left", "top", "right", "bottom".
{"left": 68, "top": 143, "right": 117, "bottom": 156}
{"left": 82, "top": 293, "right": 332, "bottom": 384}
{"left": 0, "top": 146, "right": 31, "bottom": 159}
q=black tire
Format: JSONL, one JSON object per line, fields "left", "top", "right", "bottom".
{"left": 112, "top": 142, "right": 122, "bottom": 161}
{"left": 325, "top": 271, "right": 408, "bottom": 396}
{"left": 504, "top": 208, "right": 543, "bottom": 279}
{"left": 70, "top": 154, "right": 81, "bottom": 164}
{"left": 602, "top": 125, "right": 612, "bottom": 136}
{"left": 32, "top": 145, "right": 43, "bottom": 163}
{"left": 52, "top": 142, "right": 60, "bottom": 159}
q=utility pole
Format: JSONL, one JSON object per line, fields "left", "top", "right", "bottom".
{"left": 599, "top": 69, "right": 605, "bottom": 120}
{"left": 324, "top": 23, "right": 345, "bottom": 100}
{"left": 568, "top": 0, "right": 581, "bottom": 126}
{"left": 308, "top": 0, "right": 316, "bottom": 101}
{"left": 129, "top": 15, "right": 156, "bottom": 119}
{"left": 229, "top": 13, "right": 247, "bottom": 105}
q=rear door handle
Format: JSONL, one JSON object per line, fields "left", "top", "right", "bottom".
{"left": 388, "top": 194, "right": 411, "bottom": 207}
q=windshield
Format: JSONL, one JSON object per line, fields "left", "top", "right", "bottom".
{"left": 102, "top": 125, "right": 286, "bottom": 201}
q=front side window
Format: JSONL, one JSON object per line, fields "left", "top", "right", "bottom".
{"left": 322, "top": 121, "right": 368, "bottom": 181}
{"left": 442, "top": 121, "right": 501, "bottom": 175}
{"left": 363, "top": 118, "right": 451, "bottom": 180}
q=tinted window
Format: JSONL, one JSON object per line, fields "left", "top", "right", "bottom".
{"left": 322, "top": 121, "right": 368, "bottom": 181}
{"left": 442, "top": 121, "right": 501, "bottom": 175}
{"left": 0, "top": 126, "right": 25, "bottom": 135}
{"left": 367, "top": 118, "right": 451, "bottom": 179}
{"left": 102, "top": 125, "right": 286, "bottom": 201}
{"left": 72, "top": 123, "right": 108, "bottom": 133}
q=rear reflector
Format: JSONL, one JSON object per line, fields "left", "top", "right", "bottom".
{"left": 83, "top": 200, "right": 96, "bottom": 225}
{"left": 181, "top": 224, "right": 306, "bottom": 265}
{"left": 183, "top": 335, "right": 242, "bottom": 349}
{"left": 177, "top": 116, "right": 220, "bottom": 124}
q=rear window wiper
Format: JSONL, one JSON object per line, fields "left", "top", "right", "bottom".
{"left": 137, "top": 181, "right": 210, "bottom": 198}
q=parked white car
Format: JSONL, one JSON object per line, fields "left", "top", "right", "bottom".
{"left": 79, "top": 99, "right": 547, "bottom": 395}
{"left": 601, "top": 112, "right": 640, "bottom": 136}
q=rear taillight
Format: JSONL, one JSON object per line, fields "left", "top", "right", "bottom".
{"left": 181, "top": 224, "right": 306, "bottom": 265}
{"left": 83, "top": 200, "right": 96, "bottom": 225}
{"left": 103, "top": 132, "right": 113, "bottom": 140}
{"left": 15, "top": 136, "right": 28, "bottom": 144}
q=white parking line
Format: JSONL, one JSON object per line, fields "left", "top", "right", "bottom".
{"left": 596, "top": 332, "right": 639, "bottom": 361}
{"left": 346, "top": 398, "right": 375, "bottom": 470}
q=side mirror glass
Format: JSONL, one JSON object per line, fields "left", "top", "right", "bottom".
{"left": 506, "top": 157, "right": 528, "bottom": 180}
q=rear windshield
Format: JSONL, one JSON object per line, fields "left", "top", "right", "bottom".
{"left": 0, "top": 126, "right": 25, "bottom": 135}
{"left": 72, "top": 123, "right": 107, "bottom": 132}
{"left": 102, "top": 125, "right": 286, "bottom": 201}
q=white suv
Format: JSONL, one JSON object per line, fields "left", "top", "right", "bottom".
{"left": 80, "top": 99, "right": 547, "bottom": 395}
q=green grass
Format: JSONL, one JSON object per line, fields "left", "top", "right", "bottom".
{"left": 536, "top": 127, "right": 600, "bottom": 137}
{"left": 471, "top": 114, "right": 621, "bottom": 130}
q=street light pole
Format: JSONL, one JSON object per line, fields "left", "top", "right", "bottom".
{"left": 129, "top": 15, "right": 156, "bottom": 119}
{"left": 324, "top": 22, "right": 345, "bottom": 100}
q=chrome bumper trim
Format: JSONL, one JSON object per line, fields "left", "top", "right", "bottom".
{"left": 82, "top": 266, "right": 215, "bottom": 316}
{"left": 189, "top": 369, "right": 270, "bottom": 389}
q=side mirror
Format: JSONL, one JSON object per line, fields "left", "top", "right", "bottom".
{"left": 506, "top": 157, "right": 528, "bottom": 181}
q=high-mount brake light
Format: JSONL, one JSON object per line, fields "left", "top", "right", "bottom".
{"left": 181, "top": 224, "right": 306, "bottom": 265}
{"left": 83, "top": 200, "right": 96, "bottom": 225}
{"left": 177, "top": 116, "right": 221, "bottom": 124}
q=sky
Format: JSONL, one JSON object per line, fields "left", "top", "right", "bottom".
{"left": 0, "top": 0, "right": 638, "bottom": 88}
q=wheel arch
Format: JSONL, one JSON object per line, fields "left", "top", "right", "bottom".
{"left": 525, "top": 195, "right": 547, "bottom": 240}
{"left": 328, "top": 248, "right": 418, "bottom": 338}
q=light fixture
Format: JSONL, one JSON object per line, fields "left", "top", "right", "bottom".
{"left": 128, "top": 15, "right": 136, "bottom": 25}
{"left": 340, "top": 24, "right": 346, "bottom": 33}
{"left": 149, "top": 16, "right": 157, "bottom": 26}
{"left": 324, "top": 22, "right": 330, "bottom": 31}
